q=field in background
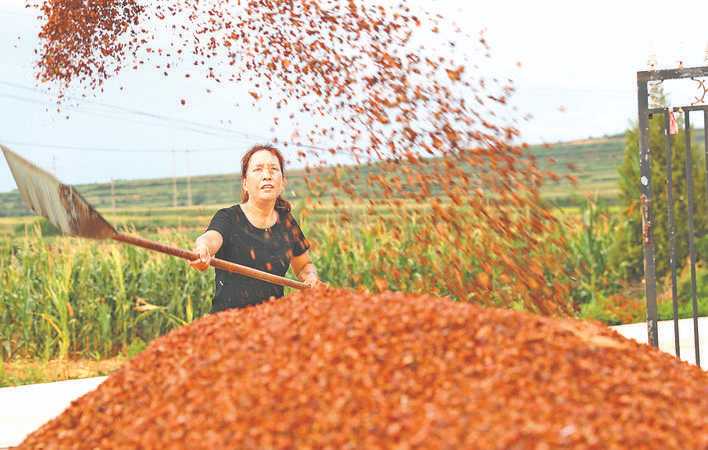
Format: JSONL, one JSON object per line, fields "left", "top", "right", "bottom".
{"left": 0, "top": 133, "right": 635, "bottom": 237}
{"left": 0, "top": 134, "right": 631, "bottom": 220}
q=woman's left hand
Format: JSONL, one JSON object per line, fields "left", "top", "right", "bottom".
{"left": 302, "top": 273, "right": 324, "bottom": 289}
{"left": 292, "top": 254, "right": 325, "bottom": 289}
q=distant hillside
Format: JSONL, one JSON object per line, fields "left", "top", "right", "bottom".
{"left": 0, "top": 130, "right": 703, "bottom": 217}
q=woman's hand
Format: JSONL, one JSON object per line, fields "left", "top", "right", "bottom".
{"left": 188, "top": 230, "right": 223, "bottom": 272}
{"left": 301, "top": 272, "right": 324, "bottom": 289}
{"left": 189, "top": 242, "right": 212, "bottom": 272}
{"left": 291, "top": 252, "right": 324, "bottom": 288}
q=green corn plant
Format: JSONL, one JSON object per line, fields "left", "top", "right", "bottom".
{"left": 43, "top": 251, "right": 74, "bottom": 359}
{"left": 108, "top": 246, "right": 131, "bottom": 350}
{"left": 566, "top": 196, "right": 621, "bottom": 306}
{"left": 96, "top": 301, "right": 113, "bottom": 357}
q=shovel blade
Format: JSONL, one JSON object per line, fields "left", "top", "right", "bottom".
{"left": 1, "top": 145, "right": 116, "bottom": 239}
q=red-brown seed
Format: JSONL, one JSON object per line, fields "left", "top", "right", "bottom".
{"left": 32, "top": 0, "right": 583, "bottom": 315}
{"left": 17, "top": 288, "right": 708, "bottom": 450}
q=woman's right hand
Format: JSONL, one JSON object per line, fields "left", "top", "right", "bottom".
{"left": 189, "top": 242, "right": 212, "bottom": 272}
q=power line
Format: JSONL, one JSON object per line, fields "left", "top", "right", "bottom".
{"left": 0, "top": 139, "right": 236, "bottom": 153}
{"left": 0, "top": 137, "right": 340, "bottom": 155}
{"left": 1, "top": 81, "right": 260, "bottom": 139}
{"left": 172, "top": 149, "right": 177, "bottom": 207}
{"left": 0, "top": 92, "right": 253, "bottom": 141}
{"left": 0, "top": 81, "right": 339, "bottom": 154}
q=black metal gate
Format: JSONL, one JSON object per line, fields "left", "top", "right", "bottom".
{"left": 637, "top": 65, "right": 707, "bottom": 368}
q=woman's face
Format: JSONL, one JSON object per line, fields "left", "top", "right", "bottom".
{"left": 243, "top": 150, "right": 285, "bottom": 203}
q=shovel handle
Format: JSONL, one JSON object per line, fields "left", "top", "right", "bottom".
{"left": 112, "top": 233, "right": 308, "bottom": 290}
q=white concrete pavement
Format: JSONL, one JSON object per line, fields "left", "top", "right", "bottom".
{"left": 610, "top": 316, "right": 707, "bottom": 367}
{"left": 0, "top": 376, "right": 106, "bottom": 449}
{"left": 0, "top": 317, "right": 704, "bottom": 448}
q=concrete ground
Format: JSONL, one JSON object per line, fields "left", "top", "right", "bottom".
{"left": 0, "top": 376, "right": 106, "bottom": 449}
{"left": 609, "top": 316, "right": 707, "bottom": 367}
{"left": 0, "top": 317, "right": 704, "bottom": 448}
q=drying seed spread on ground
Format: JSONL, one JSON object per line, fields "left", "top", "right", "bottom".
{"left": 32, "top": 0, "right": 578, "bottom": 314}
{"left": 18, "top": 288, "right": 708, "bottom": 449}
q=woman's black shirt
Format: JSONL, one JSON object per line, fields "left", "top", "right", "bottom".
{"left": 206, "top": 204, "right": 310, "bottom": 312}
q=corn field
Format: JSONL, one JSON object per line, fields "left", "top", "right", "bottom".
{"left": 0, "top": 227, "right": 213, "bottom": 361}
{"left": 3, "top": 200, "right": 680, "bottom": 362}
{"left": 0, "top": 205, "right": 573, "bottom": 361}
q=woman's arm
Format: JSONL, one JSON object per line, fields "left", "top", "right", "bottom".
{"left": 189, "top": 230, "right": 224, "bottom": 271}
{"left": 291, "top": 251, "right": 321, "bottom": 288}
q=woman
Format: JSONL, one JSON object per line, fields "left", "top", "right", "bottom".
{"left": 189, "top": 144, "right": 320, "bottom": 312}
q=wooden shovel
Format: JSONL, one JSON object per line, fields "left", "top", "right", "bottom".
{"left": 1, "top": 145, "right": 307, "bottom": 290}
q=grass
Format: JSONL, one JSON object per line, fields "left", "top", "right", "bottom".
{"left": 0, "top": 356, "right": 126, "bottom": 388}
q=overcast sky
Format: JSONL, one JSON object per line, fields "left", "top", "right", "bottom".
{"left": 1, "top": 0, "right": 706, "bottom": 193}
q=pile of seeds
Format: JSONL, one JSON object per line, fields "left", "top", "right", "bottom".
{"left": 19, "top": 288, "right": 708, "bottom": 449}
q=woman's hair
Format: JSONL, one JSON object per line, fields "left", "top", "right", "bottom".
{"left": 241, "top": 144, "right": 291, "bottom": 212}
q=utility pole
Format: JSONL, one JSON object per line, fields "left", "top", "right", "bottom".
{"left": 111, "top": 179, "right": 116, "bottom": 210}
{"left": 234, "top": 169, "right": 239, "bottom": 201}
{"left": 186, "top": 149, "right": 193, "bottom": 207}
{"left": 172, "top": 149, "right": 178, "bottom": 208}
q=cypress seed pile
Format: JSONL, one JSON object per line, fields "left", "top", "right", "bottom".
{"left": 19, "top": 288, "right": 708, "bottom": 449}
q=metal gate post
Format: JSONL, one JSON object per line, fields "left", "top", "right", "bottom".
{"left": 664, "top": 110, "right": 680, "bottom": 357}
{"left": 637, "top": 77, "right": 659, "bottom": 347}
{"left": 683, "top": 114, "right": 701, "bottom": 367}
{"left": 705, "top": 110, "right": 708, "bottom": 208}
